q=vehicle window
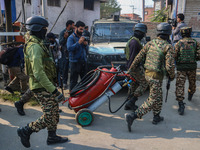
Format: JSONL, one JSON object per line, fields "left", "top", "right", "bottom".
{"left": 93, "top": 23, "right": 135, "bottom": 43}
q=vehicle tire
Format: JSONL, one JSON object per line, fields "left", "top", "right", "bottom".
{"left": 75, "top": 109, "right": 94, "bottom": 127}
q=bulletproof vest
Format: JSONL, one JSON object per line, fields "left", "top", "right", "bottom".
{"left": 124, "top": 37, "right": 142, "bottom": 60}
{"left": 24, "top": 36, "right": 57, "bottom": 84}
{"left": 144, "top": 39, "right": 167, "bottom": 73}
{"left": 176, "top": 38, "right": 197, "bottom": 70}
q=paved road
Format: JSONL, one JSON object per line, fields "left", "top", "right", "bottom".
{"left": 0, "top": 79, "right": 200, "bottom": 150}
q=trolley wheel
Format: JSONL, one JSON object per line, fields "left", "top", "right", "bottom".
{"left": 75, "top": 109, "right": 94, "bottom": 127}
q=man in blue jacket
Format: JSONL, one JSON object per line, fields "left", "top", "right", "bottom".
{"left": 67, "top": 21, "right": 88, "bottom": 91}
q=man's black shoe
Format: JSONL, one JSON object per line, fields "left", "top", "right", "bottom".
{"left": 15, "top": 101, "right": 25, "bottom": 116}
{"left": 5, "top": 86, "right": 14, "bottom": 94}
{"left": 152, "top": 114, "right": 164, "bottom": 125}
{"left": 47, "top": 131, "right": 68, "bottom": 145}
{"left": 124, "top": 113, "right": 137, "bottom": 132}
{"left": 17, "top": 125, "right": 33, "bottom": 148}
{"left": 178, "top": 101, "right": 185, "bottom": 115}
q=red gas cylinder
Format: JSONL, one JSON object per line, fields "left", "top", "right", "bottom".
{"left": 69, "top": 67, "right": 117, "bottom": 112}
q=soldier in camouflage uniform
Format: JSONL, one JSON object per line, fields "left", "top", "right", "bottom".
{"left": 17, "top": 16, "right": 68, "bottom": 148}
{"left": 174, "top": 27, "right": 200, "bottom": 115}
{"left": 125, "top": 23, "right": 175, "bottom": 132}
{"left": 124, "top": 23, "right": 148, "bottom": 111}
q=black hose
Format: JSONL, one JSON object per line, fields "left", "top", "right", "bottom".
{"left": 108, "top": 95, "right": 129, "bottom": 113}
{"left": 70, "top": 69, "right": 101, "bottom": 97}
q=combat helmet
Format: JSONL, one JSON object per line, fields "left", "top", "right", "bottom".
{"left": 180, "top": 27, "right": 192, "bottom": 36}
{"left": 26, "top": 16, "right": 49, "bottom": 32}
{"left": 157, "top": 23, "right": 172, "bottom": 35}
{"left": 134, "top": 23, "right": 147, "bottom": 34}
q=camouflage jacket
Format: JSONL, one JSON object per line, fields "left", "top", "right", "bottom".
{"left": 174, "top": 37, "right": 200, "bottom": 71}
{"left": 24, "top": 35, "right": 57, "bottom": 93}
{"left": 128, "top": 37, "right": 175, "bottom": 81}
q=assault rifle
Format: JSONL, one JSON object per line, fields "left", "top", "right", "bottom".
{"left": 165, "top": 77, "right": 171, "bottom": 103}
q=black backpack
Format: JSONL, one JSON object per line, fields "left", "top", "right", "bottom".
{"left": 0, "top": 47, "right": 19, "bottom": 65}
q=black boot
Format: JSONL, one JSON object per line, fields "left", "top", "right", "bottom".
{"left": 47, "top": 131, "right": 68, "bottom": 145}
{"left": 124, "top": 97, "right": 138, "bottom": 111}
{"left": 15, "top": 101, "right": 25, "bottom": 116}
{"left": 178, "top": 101, "right": 185, "bottom": 115}
{"left": 152, "top": 114, "right": 164, "bottom": 125}
{"left": 124, "top": 112, "right": 138, "bottom": 132}
{"left": 17, "top": 125, "right": 33, "bottom": 148}
{"left": 5, "top": 86, "right": 14, "bottom": 94}
{"left": 188, "top": 92, "right": 193, "bottom": 101}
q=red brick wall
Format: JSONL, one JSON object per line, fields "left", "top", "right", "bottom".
{"left": 144, "top": 7, "right": 154, "bottom": 22}
{"left": 142, "top": 22, "right": 160, "bottom": 39}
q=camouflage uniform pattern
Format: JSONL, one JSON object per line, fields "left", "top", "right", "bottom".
{"left": 176, "top": 70, "right": 196, "bottom": 101}
{"left": 175, "top": 38, "right": 200, "bottom": 101}
{"left": 135, "top": 76, "right": 163, "bottom": 118}
{"left": 29, "top": 90, "right": 59, "bottom": 132}
{"left": 20, "top": 89, "right": 34, "bottom": 103}
{"left": 129, "top": 37, "right": 175, "bottom": 118}
{"left": 129, "top": 66, "right": 148, "bottom": 97}
{"left": 24, "top": 35, "right": 59, "bottom": 132}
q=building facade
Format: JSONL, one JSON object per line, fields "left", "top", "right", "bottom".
{"left": 15, "top": 0, "right": 106, "bottom": 34}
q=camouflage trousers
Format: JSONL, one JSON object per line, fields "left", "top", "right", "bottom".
{"left": 29, "top": 90, "right": 59, "bottom": 132}
{"left": 20, "top": 89, "right": 34, "bottom": 103}
{"left": 175, "top": 70, "right": 196, "bottom": 101}
{"left": 135, "top": 76, "right": 163, "bottom": 118}
{"left": 129, "top": 66, "right": 148, "bottom": 97}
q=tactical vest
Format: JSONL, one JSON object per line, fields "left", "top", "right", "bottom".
{"left": 124, "top": 37, "right": 142, "bottom": 60}
{"left": 144, "top": 39, "right": 166, "bottom": 73}
{"left": 24, "top": 36, "right": 57, "bottom": 84}
{"left": 176, "top": 39, "right": 197, "bottom": 71}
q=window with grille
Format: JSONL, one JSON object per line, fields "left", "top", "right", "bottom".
{"left": 47, "top": 0, "right": 61, "bottom": 7}
{"left": 84, "top": 0, "right": 94, "bottom": 11}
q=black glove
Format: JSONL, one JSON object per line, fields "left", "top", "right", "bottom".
{"left": 52, "top": 89, "right": 65, "bottom": 103}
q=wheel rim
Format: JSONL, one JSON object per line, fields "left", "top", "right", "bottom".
{"left": 78, "top": 111, "right": 93, "bottom": 126}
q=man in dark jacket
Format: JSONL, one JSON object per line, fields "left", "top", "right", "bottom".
{"left": 5, "top": 46, "right": 29, "bottom": 94}
{"left": 59, "top": 20, "right": 75, "bottom": 89}
{"left": 172, "top": 13, "right": 187, "bottom": 46}
{"left": 124, "top": 23, "right": 148, "bottom": 111}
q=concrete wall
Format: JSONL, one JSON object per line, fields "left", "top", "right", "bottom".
{"left": 15, "top": 0, "right": 101, "bottom": 35}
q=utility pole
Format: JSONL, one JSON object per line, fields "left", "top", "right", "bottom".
{"left": 42, "top": 0, "right": 46, "bottom": 18}
{"left": 130, "top": 5, "right": 136, "bottom": 20}
{"left": 142, "top": 0, "right": 145, "bottom": 22}
{"left": 4, "top": 0, "right": 12, "bottom": 42}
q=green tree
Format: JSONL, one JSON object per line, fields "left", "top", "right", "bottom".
{"left": 100, "top": 0, "right": 121, "bottom": 19}
{"left": 150, "top": 8, "right": 169, "bottom": 22}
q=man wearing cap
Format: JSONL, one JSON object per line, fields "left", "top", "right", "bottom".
{"left": 174, "top": 27, "right": 200, "bottom": 115}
